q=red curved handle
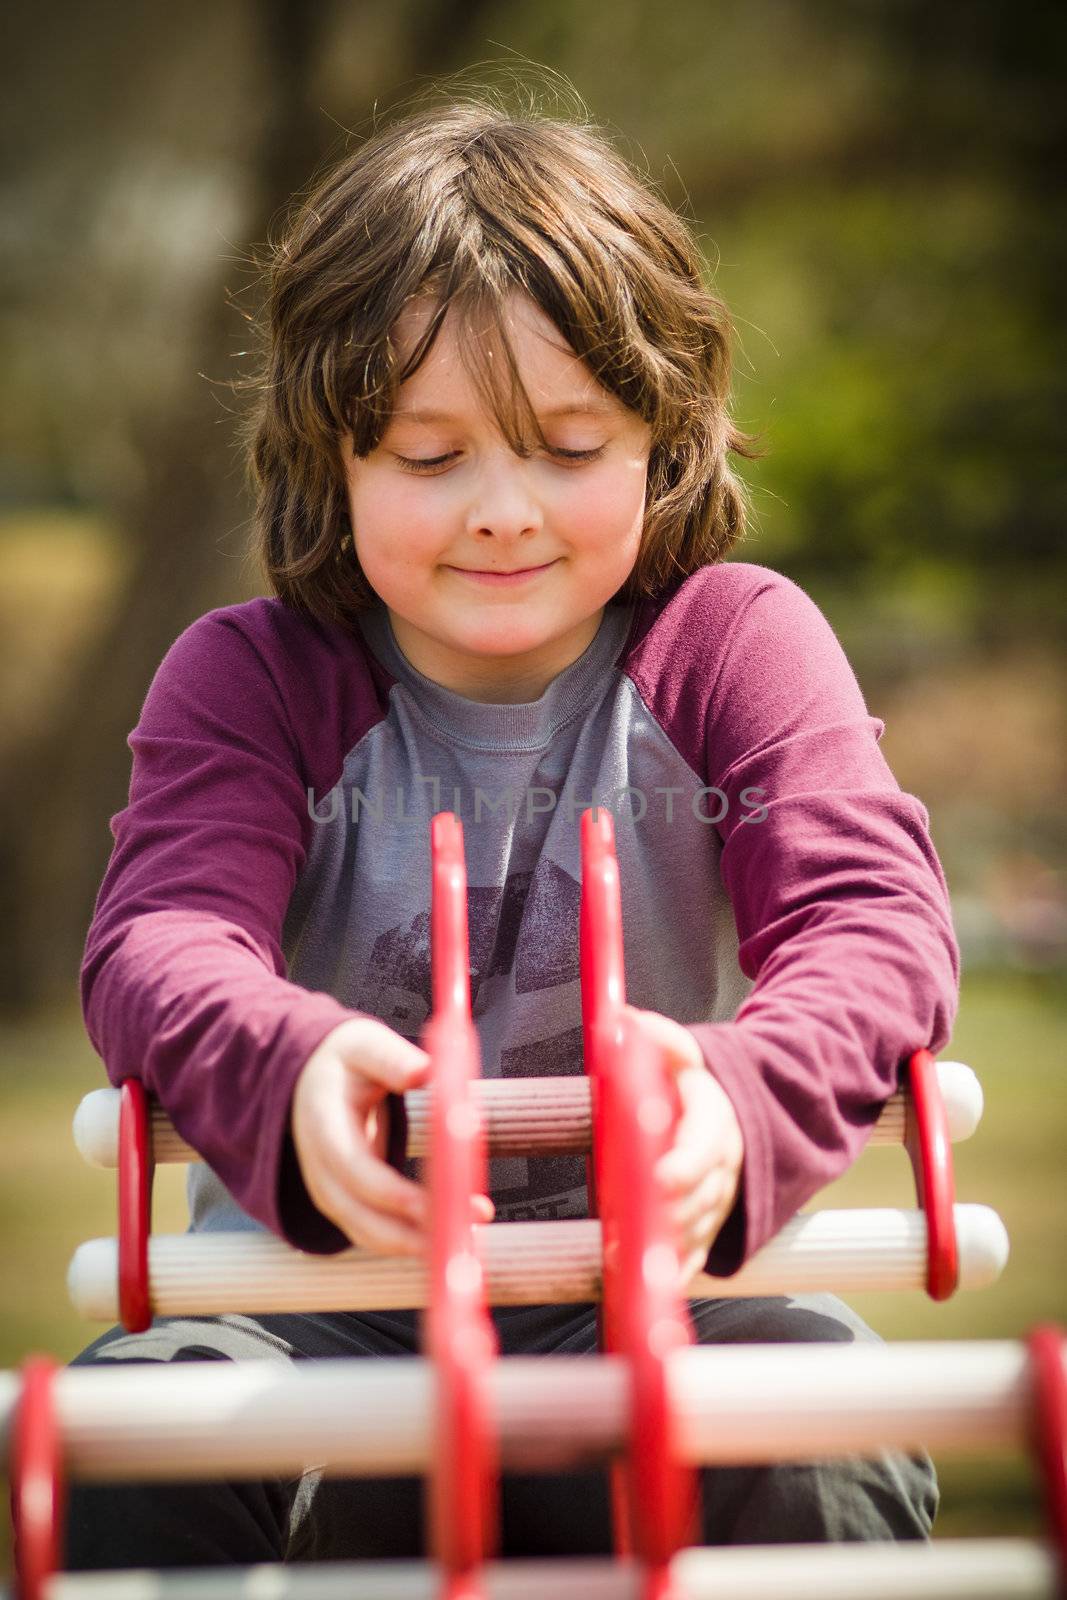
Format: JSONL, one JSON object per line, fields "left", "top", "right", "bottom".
{"left": 118, "top": 1078, "right": 153, "bottom": 1332}
{"left": 11, "top": 1355, "right": 64, "bottom": 1600}
{"left": 601, "top": 1011, "right": 700, "bottom": 1563}
{"left": 904, "top": 1047, "right": 959, "bottom": 1300}
{"left": 579, "top": 806, "right": 627, "bottom": 1043}
{"left": 580, "top": 808, "right": 623, "bottom": 1224}
{"left": 579, "top": 807, "right": 627, "bottom": 1544}
{"left": 581, "top": 806, "right": 699, "bottom": 1589}
{"left": 424, "top": 813, "right": 498, "bottom": 1593}
{"left": 431, "top": 811, "right": 473, "bottom": 1026}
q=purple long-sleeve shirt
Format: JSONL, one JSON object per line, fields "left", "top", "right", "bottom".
{"left": 80, "top": 560, "right": 960, "bottom": 1275}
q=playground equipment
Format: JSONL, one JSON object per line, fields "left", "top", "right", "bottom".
{"left": 4, "top": 807, "right": 1064, "bottom": 1598}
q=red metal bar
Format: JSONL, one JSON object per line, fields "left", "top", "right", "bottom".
{"left": 579, "top": 806, "right": 624, "bottom": 1304}
{"left": 117, "top": 1078, "right": 153, "bottom": 1332}
{"left": 11, "top": 1356, "right": 64, "bottom": 1600}
{"left": 904, "top": 1047, "right": 959, "bottom": 1300}
{"left": 599, "top": 1009, "right": 700, "bottom": 1580}
{"left": 1027, "top": 1324, "right": 1067, "bottom": 1594}
{"left": 580, "top": 807, "right": 629, "bottom": 1553}
{"left": 581, "top": 807, "right": 699, "bottom": 1596}
{"left": 424, "top": 813, "right": 498, "bottom": 1596}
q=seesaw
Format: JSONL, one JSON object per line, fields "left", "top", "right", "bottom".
{"left": 5, "top": 807, "right": 1062, "bottom": 1600}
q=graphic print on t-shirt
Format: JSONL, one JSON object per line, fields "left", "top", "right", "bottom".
{"left": 358, "top": 860, "right": 591, "bottom": 1222}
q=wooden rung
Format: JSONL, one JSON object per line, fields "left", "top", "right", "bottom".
{"left": 0, "top": 1339, "right": 1055, "bottom": 1481}
{"left": 71, "top": 1060, "right": 984, "bottom": 1169}
{"left": 4, "top": 1538, "right": 1056, "bottom": 1598}
{"left": 67, "top": 1204, "right": 1008, "bottom": 1322}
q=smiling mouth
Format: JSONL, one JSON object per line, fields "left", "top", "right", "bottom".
{"left": 450, "top": 560, "right": 557, "bottom": 576}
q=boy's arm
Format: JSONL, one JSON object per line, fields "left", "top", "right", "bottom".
{"left": 685, "top": 572, "right": 960, "bottom": 1275}
{"left": 80, "top": 607, "right": 365, "bottom": 1253}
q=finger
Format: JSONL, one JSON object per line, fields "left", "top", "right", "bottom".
{"left": 623, "top": 1006, "right": 703, "bottom": 1075}
{"left": 334, "top": 1189, "right": 492, "bottom": 1247}
{"left": 309, "top": 1172, "right": 428, "bottom": 1257}
{"left": 656, "top": 1142, "right": 714, "bottom": 1194}
{"left": 351, "top": 1144, "right": 430, "bottom": 1226}
{"left": 669, "top": 1168, "right": 730, "bottom": 1231}
{"left": 337, "top": 1022, "right": 433, "bottom": 1096}
{"left": 366, "top": 1102, "right": 388, "bottom": 1162}
{"left": 316, "top": 1118, "right": 429, "bottom": 1227}
{"left": 341, "top": 1198, "right": 427, "bottom": 1258}
{"left": 679, "top": 1244, "right": 707, "bottom": 1290}
{"left": 366, "top": 1094, "right": 410, "bottom": 1166}
{"left": 680, "top": 1207, "right": 722, "bottom": 1260}
{"left": 655, "top": 1077, "right": 730, "bottom": 1183}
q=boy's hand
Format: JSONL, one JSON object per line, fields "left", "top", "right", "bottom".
{"left": 622, "top": 1005, "right": 745, "bottom": 1288}
{"left": 290, "top": 1017, "right": 495, "bottom": 1257}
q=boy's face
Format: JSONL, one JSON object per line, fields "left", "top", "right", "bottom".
{"left": 340, "top": 290, "right": 652, "bottom": 703}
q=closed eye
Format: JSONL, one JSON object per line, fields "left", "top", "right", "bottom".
{"left": 394, "top": 445, "right": 606, "bottom": 475}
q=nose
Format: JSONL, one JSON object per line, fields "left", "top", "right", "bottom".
{"left": 464, "top": 447, "right": 544, "bottom": 546}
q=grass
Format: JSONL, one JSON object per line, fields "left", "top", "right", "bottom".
{"left": 809, "top": 965, "right": 1067, "bottom": 1536}
{"left": 0, "top": 966, "right": 1064, "bottom": 1557}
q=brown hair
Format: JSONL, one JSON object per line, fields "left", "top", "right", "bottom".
{"left": 236, "top": 81, "right": 761, "bottom": 633}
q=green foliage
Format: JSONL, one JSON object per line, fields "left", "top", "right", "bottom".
{"left": 718, "top": 178, "right": 1064, "bottom": 577}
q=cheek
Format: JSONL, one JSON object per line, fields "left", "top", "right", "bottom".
{"left": 566, "top": 461, "right": 647, "bottom": 543}
{"left": 349, "top": 470, "right": 412, "bottom": 528}
{"left": 348, "top": 473, "right": 444, "bottom": 566}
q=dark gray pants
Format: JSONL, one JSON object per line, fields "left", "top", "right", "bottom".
{"left": 63, "top": 1294, "right": 938, "bottom": 1568}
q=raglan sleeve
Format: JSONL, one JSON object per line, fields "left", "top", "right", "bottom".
{"left": 686, "top": 572, "right": 961, "bottom": 1276}
{"left": 79, "top": 608, "right": 364, "bottom": 1253}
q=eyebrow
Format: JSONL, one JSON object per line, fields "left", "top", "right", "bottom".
{"left": 390, "top": 400, "right": 616, "bottom": 423}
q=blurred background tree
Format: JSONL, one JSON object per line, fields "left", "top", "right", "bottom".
{"left": 0, "top": 0, "right": 1064, "bottom": 1545}
{"left": 1, "top": 0, "right": 1063, "bottom": 1005}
